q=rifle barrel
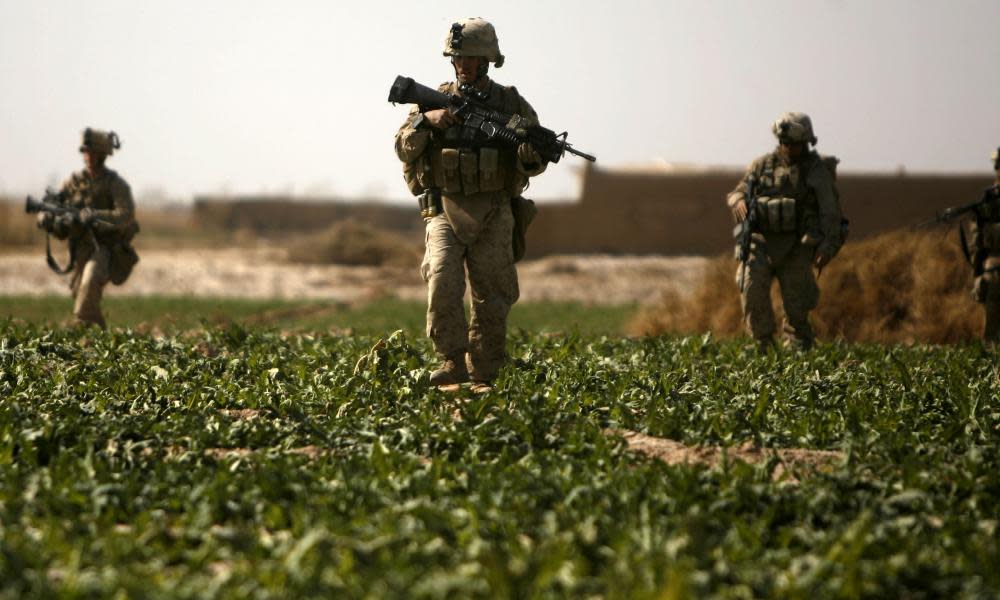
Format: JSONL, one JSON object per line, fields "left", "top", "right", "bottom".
{"left": 566, "top": 145, "right": 597, "bottom": 162}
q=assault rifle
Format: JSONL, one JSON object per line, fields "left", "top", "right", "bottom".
{"left": 733, "top": 174, "right": 759, "bottom": 291}
{"left": 914, "top": 186, "right": 1000, "bottom": 273}
{"left": 387, "top": 75, "right": 596, "bottom": 164}
{"left": 915, "top": 186, "right": 998, "bottom": 228}
{"left": 25, "top": 189, "right": 81, "bottom": 221}
{"left": 25, "top": 189, "right": 96, "bottom": 274}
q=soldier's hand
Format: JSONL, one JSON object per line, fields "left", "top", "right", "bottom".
{"left": 424, "top": 109, "right": 457, "bottom": 130}
{"left": 78, "top": 208, "right": 95, "bottom": 225}
{"left": 814, "top": 251, "right": 831, "bottom": 270}
{"left": 36, "top": 212, "right": 54, "bottom": 231}
{"left": 732, "top": 199, "right": 748, "bottom": 222}
{"left": 518, "top": 143, "right": 542, "bottom": 168}
{"left": 52, "top": 214, "right": 73, "bottom": 238}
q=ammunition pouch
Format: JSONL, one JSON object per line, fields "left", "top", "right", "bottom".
{"left": 418, "top": 188, "right": 443, "bottom": 220}
{"left": 755, "top": 196, "right": 798, "bottom": 233}
{"left": 460, "top": 150, "right": 480, "bottom": 194}
{"left": 510, "top": 196, "right": 537, "bottom": 263}
{"left": 432, "top": 147, "right": 509, "bottom": 196}
{"left": 102, "top": 220, "right": 140, "bottom": 285}
{"left": 479, "top": 148, "right": 503, "bottom": 192}
{"left": 109, "top": 240, "right": 139, "bottom": 285}
{"left": 437, "top": 148, "right": 463, "bottom": 194}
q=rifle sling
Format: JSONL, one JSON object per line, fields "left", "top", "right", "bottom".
{"left": 45, "top": 231, "right": 75, "bottom": 275}
{"left": 958, "top": 224, "right": 978, "bottom": 270}
{"left": 45, "top": 228, "right": 99, "bottom": 276}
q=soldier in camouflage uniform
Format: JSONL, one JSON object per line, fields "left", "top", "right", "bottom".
{"left": 969, "top": 147, "right": 1000, "bottom": 341}
{"left": 394, "top": 18, "right": 547, "bottom": 387}
{"left": 37, "top": 128, "right": 138, "bottom": 329}
{"left": 727, "top": 113, "right": 845, "bottom": 350}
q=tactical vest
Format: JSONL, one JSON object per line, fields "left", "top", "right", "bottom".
{"left": 63, "top": 169, "right": 136, "bottom": 245}
{"left": 752, "top": 152, "right": 832, "bottom": 237}
{"left": 406, "top": 81, "right": 526, "bottom": 197}
{"left": 64, "top": 169, "right": 120, "bottom": 210}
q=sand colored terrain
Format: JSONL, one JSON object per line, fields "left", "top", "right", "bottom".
{"left": 0, "top": 244, "right": 706, "bottom": 305}
{"left": 608, "top": 429, "right": 843, "bottom": 482}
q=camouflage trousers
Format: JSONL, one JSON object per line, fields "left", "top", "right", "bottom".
{"left": 421, "top": 203, "right": 519, "bottom": 382}
{"left": 737, "top": 233, "right": 818, "bottom": 347}
{"left": 70, "top": 243, "right": 110, "bottom": 329}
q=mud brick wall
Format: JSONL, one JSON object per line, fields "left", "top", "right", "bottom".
{"left": 193, "top": 166, "right": 993, "bottom": 257}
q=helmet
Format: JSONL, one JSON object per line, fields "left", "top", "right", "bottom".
{"left": 442, "top": 18, "right": 504, "bottom": 67}
{"left": 771, "top": 112, "right": 817, "bottom": 145}
{"left": 79, "top": 128, "right": 120, "bottom": 156}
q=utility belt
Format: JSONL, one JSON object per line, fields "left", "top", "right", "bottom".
{"left": 431, "top": 146, "right": 509, "bottom": 196}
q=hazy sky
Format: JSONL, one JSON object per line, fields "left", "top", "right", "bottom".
{"left": 1, "top": 0, "right": 998, "bottom": 202}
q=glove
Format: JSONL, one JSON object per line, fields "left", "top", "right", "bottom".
{"left": 518, "top": 143, "right": 542, "bottom": 168}
{"left": 78, "top": 208, "right": 95, "bottom": 225}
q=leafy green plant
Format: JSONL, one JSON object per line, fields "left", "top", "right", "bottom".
{"left": 0, "top": 323, "right": 997, "bottom": 598}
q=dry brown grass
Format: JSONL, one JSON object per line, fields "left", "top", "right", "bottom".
{"left": 630, "top": 229, "right": 982, "bottom": 344}
{"left": 285, "top": 219, "right": 422, "bottom": 267}
{"left": 0, "top": 199, "right": 45, "bottom": 249}
{"left": 0, "top": 201, "right": 247, "bottom": 251}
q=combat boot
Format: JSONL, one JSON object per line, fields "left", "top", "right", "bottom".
{"left": 754, "top": 336, "right": 776, "bottom": 354}
{"left": 430, "top": 354, "right": 470, "bottom": 386}
{"left": 786, "top": 336, "right": 814, "bottom": 352}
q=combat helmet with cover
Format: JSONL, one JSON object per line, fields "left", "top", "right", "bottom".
{"left": 771, "top": 112, "right": 817, "bottom": 146}
{"left": 443, "top": 18, "right": 505, "bottom": 67}
{"left": 79, "top": 128, "right": 121, "bottom": 156}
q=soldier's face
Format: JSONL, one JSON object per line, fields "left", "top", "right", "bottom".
{"left": 779, "top": 141, "right": 806, "bottom": 162}
{"left": 452, "top": 56, "right": 487, "bottom": 84}
{"left": 83, "top": 150, "right": 105, "bottom": 173}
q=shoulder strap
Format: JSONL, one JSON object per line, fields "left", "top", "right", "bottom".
{"left": 45, "top": 229, "right": 100, "bottom": 275}
{"left": 45, "top": 232, "right": 76, "bottom": 275}
{"left": 959, "top": 225, "right": 978, "bottom": 271}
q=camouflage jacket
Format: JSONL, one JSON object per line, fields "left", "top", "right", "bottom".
{"left": 394, "top": 77, "right": 547, "bottom": 199}
{"left": 969, "top": 184, "right": 1000, "bottom": 261}
{"left": 59, "top": 168, "right": 137, "bottom": 245}
{"left": 972, "top": 184, "right": 1000, "bottom": 225}
{"left": 727, "top": 148, "right": 845, "bottom": 259}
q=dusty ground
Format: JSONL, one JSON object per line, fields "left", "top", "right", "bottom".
{"left": 0, "top": 245, "right": 706, "bottom": 305}
{"left": 609, "top": 429, "right": 843, "bottom": 482}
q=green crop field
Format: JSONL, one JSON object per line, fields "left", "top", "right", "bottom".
{"left": 1, "top": 320, "right": 999, "bottom": 598}
{"left": 0, "top": 296, "right": 635, "bottom": 338}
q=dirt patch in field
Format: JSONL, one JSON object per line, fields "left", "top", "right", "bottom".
{"left": 218, "top": 409, "right": 262, "bottom": 420}
{"left": 0, "top": 245, "right": 705, "bottom": 305}
{"left": 609, "top": 429, "right": 843, "bottom": 481}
